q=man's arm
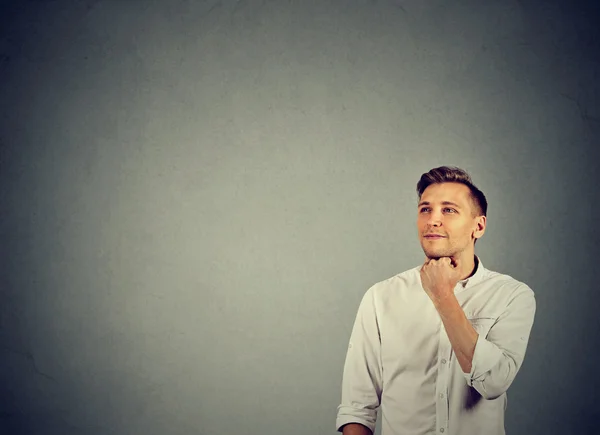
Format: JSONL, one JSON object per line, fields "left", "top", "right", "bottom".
{"left": 436, "top": 285, "right": 536, "bottom": 399}
{"left": 335, "top": 288, "right": 383, "bottom": 434}
{"left": 433, "top": 294, "right": 478, "bottom": 374}
{"left": 341, "top": 423, "right": 373, "bottom": 435}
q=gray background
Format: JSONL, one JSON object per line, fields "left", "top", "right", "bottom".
{"left": 1, "top": 0, "right": 598, "bottom": 434}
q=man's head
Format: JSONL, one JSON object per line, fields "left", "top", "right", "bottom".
{"left": 416, "top": 166, "right": 487, "bottom": 260}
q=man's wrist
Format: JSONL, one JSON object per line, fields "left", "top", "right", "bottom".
{"left": 432, "top": 289, "right": 458, "bottom": 311}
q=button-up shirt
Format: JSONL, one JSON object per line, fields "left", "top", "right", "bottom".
{"left": 336, "top": 256, "right": 536, "bottom": 435}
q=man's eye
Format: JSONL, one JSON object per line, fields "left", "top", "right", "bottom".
{"left": 420, "top": 208, "right": 430, "bottom": 213}
{"left": 443, "top": 208, "right": 456, "bottom": 213}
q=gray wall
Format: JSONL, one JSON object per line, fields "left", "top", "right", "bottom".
{"left": 1, "top": 1, "right": 598, "bottom": 434}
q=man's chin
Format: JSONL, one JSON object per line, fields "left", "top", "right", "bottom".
{"left": 422, "top": 249, "right": 453, "bottom": 259}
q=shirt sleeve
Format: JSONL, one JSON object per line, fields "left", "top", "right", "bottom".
{"left": 464, "top": 284, "right": 537, "bottom": 399}
{"left": 336, "top": 287, "right": 383, "bottom": 433}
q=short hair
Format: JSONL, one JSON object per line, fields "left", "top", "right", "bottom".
{"left": 416, "top": 166, "right": 488, "bottom": 218}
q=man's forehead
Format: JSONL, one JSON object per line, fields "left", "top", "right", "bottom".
{"left": 420, "top": 183, "right": 471, "bottom": 204}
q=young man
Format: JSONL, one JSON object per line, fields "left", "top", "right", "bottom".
{"left": 336, "top": 166, "right": 536, "bottom": 435}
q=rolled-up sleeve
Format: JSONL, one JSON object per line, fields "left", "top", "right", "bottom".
{"left": 336, "top": 288, "right": 383, "bottom": 433}
{"left": 464, "top": 285, "right": 536, "bottom": 400}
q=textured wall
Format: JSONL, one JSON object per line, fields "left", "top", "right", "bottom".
{"left": 1, "top": 1, "right": 598, "bottom": 434}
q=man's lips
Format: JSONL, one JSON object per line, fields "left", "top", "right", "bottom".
{"left": 424, "top": 235, "right": 446, "bottom": 238}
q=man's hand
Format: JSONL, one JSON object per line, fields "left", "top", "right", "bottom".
{"left": 420, "top": 257, "right": 462, "bottom": 306}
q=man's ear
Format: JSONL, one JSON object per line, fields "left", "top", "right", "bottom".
{"left": 473, "top": 215, "right": 486, "bottom": 239}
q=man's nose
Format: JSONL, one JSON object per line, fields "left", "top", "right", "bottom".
{"left": 427, "top": 214, "right": 442, "bottom": 226}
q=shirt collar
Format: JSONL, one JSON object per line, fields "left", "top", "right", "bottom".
{"left": 457, "top": 255, "right": 485, "bottom": 289}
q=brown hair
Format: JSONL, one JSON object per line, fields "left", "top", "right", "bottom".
{"left": 416, "top": 166, "right": 488, "bottom": 218}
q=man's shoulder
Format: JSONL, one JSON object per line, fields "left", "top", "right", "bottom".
{"left": 481, "top": 267, "right": 535, "bottom": 297}
{"left": 365, "top": 265, "right": 423, "bottom": 297}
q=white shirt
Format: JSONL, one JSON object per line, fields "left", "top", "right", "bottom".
{"left": 336, "top": 256, "right": 536, "bottom": 435}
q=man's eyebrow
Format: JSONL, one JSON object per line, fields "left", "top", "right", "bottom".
{"left": 418, "top": 201, "right": 462, "bottom": 208}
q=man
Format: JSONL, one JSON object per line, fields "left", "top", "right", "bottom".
{"left": 335, "top": 166, "right": 536, "bottom": 435}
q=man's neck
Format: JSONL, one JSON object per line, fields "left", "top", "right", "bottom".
{"left": 450, "top": 253, "right": 477, "bottom": 281}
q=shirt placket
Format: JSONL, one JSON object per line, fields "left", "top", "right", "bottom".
{"left": 435, "top": 322, "right": 451, "bottom": 434}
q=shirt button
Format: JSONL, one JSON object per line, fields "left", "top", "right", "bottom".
{"left": 440, "top": 429, "right": 445, "bottom": 433}
{"left": 439, "top": 393, "right": 444, "bottom": 398}
{"left": 441, "top": 359, "right": 447, "bottom": 364}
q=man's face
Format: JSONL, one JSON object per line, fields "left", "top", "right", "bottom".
{"left": 417, "top": 182, "right": 485, "bottom": 259}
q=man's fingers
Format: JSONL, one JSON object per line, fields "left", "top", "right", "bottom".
{"left": 424, "top": 257, "right": 458, "bottom": 267}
